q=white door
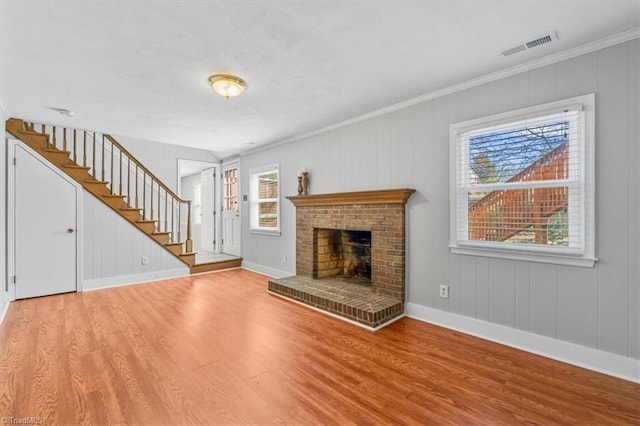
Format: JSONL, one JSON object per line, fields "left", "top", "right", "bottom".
{"left": 200, "top": 167, "right": 215, "bottom": 252}
{"left": 14, "top": 145, "right": 77, "bottom": 299}
{"left": 222, "top": 165, "right": 241, "bottom": 256}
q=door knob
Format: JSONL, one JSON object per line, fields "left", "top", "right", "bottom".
{"left": 67, "top": 228, "right": 75, "bottom": 233}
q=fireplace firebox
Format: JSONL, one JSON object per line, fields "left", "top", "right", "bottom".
{"left": 315, "top": 229, "right": 372, "bottom": 281}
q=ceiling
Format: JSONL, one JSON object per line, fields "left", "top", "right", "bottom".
{"left": 1, "top": 1, "right": 638, "bottom": 158}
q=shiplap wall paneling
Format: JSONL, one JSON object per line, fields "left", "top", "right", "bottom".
{"left": 240, "top": 41, "right": 639, "bottom": 361}
{"left": 115, "top": 212, "right": 135, "bottom": 274}
{"left": 82, "top": 189, "right": 187, "bottom": 283}
{"left": 488, "top": 258, "right": 516, "bottom": 329}
{"left": 597, "top": 43, "right": 630, "bottom": 357}
{"left": 514, "top": 261, "right": 531, "bottom": 332}
{"left": 529, "top": 263, "right": 558, "bottom": 339}
{"left": 434, "top": 97, "right": 452, "bottom": 312}
{"left": 628, "top": 39, "right": 639, "bottom": 359}
{"left": 557, "top": 266, "right": 598, "bottom": 349}
{"left": 408, "top": 101, "right": 433, "bottom": 306}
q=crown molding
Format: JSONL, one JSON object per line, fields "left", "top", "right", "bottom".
{"left": 242, "top": 27, "right": 639, "bottom": 157}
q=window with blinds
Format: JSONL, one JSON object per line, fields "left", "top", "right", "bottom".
{"left": 249, "top": 164, "right": 280, "bottom": 233}
{"left": 449, "top": 94, "right": 596, "bottom": 267}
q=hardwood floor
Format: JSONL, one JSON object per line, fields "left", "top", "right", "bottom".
{"left": 1, "top": 269, "right": 638, "bottom": 425}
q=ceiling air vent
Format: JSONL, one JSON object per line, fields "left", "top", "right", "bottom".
{"left": 501, "top": 31, "right": 558, "bottom": 57}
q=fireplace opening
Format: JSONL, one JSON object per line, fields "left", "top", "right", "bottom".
{"left": 315, "top": 228, "right": 372, "bottom": 282}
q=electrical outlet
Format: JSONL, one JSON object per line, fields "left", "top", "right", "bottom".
{"left": 439, "top": 284, "right": 449, "bottom": 299}
{"left": 141, "top": 256, "right": 149, "bottom": 265}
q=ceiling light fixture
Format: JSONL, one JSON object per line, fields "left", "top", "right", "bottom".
{"left": 208, "top": 74, "right": 247, "bottom": 99}
{"left": 50, "top": 107, "right": 75, "bottom": 117}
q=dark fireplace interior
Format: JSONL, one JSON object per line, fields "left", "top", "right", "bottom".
{"left": 315, "top": 228, "right": 372, "bottom": 282}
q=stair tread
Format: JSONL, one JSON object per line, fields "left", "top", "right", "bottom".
{"left": 85, "top": 179, "right": 108, "bottom": 184}
{"left": 63, "top": 164, "right": 91, "bottom": 170}
{"left": 42, "top": 148, "right": 70, "bottom": 154}
{"left": 152, "top": 231, "right": 171, "bottom": 235}
{"left": 180, "top": 252, "right": 197, "bottom": 256}
{"left": 165, "top": 242, "right": 183, "bottom": 246}
{"left": 19, "top": 130, "right": 46, "bottom": 136}
{"left": 103, "top": 194, "right": 126, "bottom": 198}
{"left": 137, "top": 219, "right": 156, "bottom": 223}
{"left": 120, "top": 207, "right": 141, "bottom": 211}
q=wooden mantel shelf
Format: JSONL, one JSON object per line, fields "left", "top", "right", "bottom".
{"left": 286, "top": 188, "right": 416, "bottom": 207}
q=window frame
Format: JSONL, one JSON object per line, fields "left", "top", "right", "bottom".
{"left": 449, "top": 94, "right": 596, "bottom": 267}
{"left": 249, "top": 163, "right": 281, "bottom": 235}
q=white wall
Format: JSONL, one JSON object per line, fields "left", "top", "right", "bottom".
{"left": 240, "top": 40, "right": 639, "bottom": 376}
{"left": 114, "top": 134, "right": 219, "bottom": 193}
{"left": 82, "top": 191, "right": 188, "bottom": 290}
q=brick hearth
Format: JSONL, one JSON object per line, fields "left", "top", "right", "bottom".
{"left": 268, "top": 189, "right": 415, "bottom": 328}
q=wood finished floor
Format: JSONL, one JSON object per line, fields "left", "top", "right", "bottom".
{"left": 0, "top": 269, "right": 638, "bottom": 425}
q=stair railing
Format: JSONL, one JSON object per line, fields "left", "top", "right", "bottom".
{"left": 23, "top": 121, "right": 193, "bottom": 253}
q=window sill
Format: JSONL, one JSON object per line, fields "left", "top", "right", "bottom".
{"left": 449, "top": 245, "right": 597, "bottom": 268}
{"left": 249, "top": 228, "right": 281, "bottom": 237}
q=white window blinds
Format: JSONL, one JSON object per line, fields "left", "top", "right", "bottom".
{"left": 450, "top": 94, "right": 596, "bottom": 267}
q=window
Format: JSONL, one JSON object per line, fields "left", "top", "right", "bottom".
{"left": 249, "top": 163, "right": 280, "bottom": 234}
{"left": 450, "top": 94, "right": 595, "bottom": 267}
{"left": 223, "top": 167, "right": 238, "bottom": 212}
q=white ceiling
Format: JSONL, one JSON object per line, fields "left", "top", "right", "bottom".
{"left": 1, "top": 1, "right": 638, "bottom": 158}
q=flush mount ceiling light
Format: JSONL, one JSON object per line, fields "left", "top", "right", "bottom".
{"left": 49, "top": 107, "right": 75, "bottom": 117}
{"left": 208, "top": 74, "right": 247, "bottom": 99}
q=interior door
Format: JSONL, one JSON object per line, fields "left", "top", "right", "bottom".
{"left": 200, "top": 167, "right": 215, "bottom": 252}
{"left": 14, "top": 144, "right": 77, "bottom": 299}
{"left": 222, "top": 165, "right": 241, "bottom": 256}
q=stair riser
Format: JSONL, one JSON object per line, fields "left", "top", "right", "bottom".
{"left": 42, "top": 152, "right": 71, "bottom": 165}
{"left": 120, "top": 210, "right": 142, "bottom": 221}
{"left": 136, "top": 222, "right": 156, "bottom": 233}
{"left": 151, "top": 234, "right": 169, "bottom": 245}
{"left": 83, "top": 182, "right": 111, "bottom": 197}
{"left": 166, "top": 245, "right": 183, "bottom": 256}
{"left": 101, "top": 196, "right": 127, "bottom": 210}
{"left": 62, "top": 167, "right": 92, "bottom": 181}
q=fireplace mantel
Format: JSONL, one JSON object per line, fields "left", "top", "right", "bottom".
{"left": 286, "top": 188, "right": 415, "bottom": 207}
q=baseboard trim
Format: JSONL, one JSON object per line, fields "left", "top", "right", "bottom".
{"left": 241, "top": 261, "right": 291, "bottom": 278}
{"left": 82, "top": 268, "right": 188, "bottom": 291}
{"left": 406, "top": 303, "right": 640, "bottom": 384}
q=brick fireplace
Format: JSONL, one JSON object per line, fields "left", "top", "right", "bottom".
{"left": 268, "top": 188, "right": 415, "bottom": 328}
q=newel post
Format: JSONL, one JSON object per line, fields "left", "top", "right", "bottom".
{"left": 185, "top": 200, "right": 193, "bottom": 253}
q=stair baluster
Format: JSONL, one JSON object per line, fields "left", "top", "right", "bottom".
{"left": 135, "top": 163, "right": 139, "bottom": 209}
{"left": 83, "top": 131, "right": 87, "bottom": 168}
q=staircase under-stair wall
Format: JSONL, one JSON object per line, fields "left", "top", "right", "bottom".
{"left": 6, "top": 118, "right": 241, "bottom": 279}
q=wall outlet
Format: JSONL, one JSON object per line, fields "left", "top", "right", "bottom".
{"left": 141, "top": 256, "right": 149, "bottom": 265}
{"left": 282, "top": 255, "right": 287, "bottom": 264}
{"left": 439, "top": 284, "right": 449, "bottom": 299}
